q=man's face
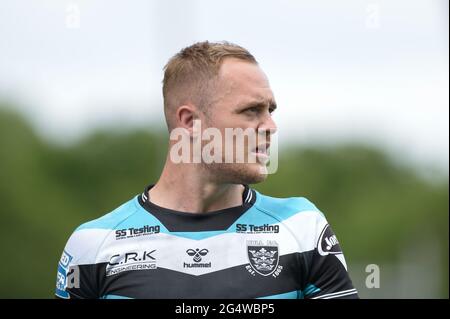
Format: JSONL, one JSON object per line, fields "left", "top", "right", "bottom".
{"left": 199, "top": 58, "right": 278, "bottom": 184}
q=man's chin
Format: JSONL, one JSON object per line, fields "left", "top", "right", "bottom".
{"left": 206, "top": 162, "right": 269, "bottom": 185}
{"left": 245, "top": 174, "right": 267, "bottom": 185}
{"left": 231, "top": 163, "right": 269, "bottom": 185}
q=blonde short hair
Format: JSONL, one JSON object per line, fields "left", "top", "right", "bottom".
{"left": 162, "top": 41, "right": 257, "bottom": 128}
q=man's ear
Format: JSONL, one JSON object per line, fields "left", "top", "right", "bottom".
{"left": 176, "top": 104, "right": 197, "bottom": 135}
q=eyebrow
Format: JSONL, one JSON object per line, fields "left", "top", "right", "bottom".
{"left": 239, "top": 99, "right": 277, "bottom": 111}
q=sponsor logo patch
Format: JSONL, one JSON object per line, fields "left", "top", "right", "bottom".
{"left": 55, "top": 250, "right": 73, "bottom": 299}
{"left": 317, "top": 224, "right": 343, "bottom": 256}
{"left": 106, "top": 249, "right": 157, "bottom": 276}
{"left": 115, "top": 225, "right": 160, "bottom": 240}
{"left": 236, "top": 223, "right": 279, "bottom": 234}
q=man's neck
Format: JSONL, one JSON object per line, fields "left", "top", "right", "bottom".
{"left": 148, "top": 158, "right": 245, "bottom": 214}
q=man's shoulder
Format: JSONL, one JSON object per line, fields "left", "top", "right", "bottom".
{"left": 251, "top": 190, "right": 330, "bottom": 252}
{"left": 253, "top": 190, "right": 326, "bottom": 222}
{"left": 62, "top": 196, "right": 140, "bottom": 262}
{"left": 74, "top": 196, "right": 139, "bottom": 233}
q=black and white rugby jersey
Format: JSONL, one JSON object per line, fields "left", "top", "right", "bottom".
{"left": 55, "top": 185, "right": 358, "bottom": 299}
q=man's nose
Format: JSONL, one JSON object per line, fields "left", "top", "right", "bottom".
{"left": 259, "top": 113, "right": 277, "bottom": 135}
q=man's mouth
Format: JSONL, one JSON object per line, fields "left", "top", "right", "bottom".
{"left": 251, "top": 143, "right": 270, "bottom": 157}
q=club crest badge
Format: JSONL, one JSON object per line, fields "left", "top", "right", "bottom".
{"left": 246, "top": 240, "right": 282, "bottom": 277}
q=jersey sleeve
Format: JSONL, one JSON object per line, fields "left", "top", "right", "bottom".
{"left": 303, "top": 216, "right": 359, "bottom": 299}
{"left": 55, "top": 228, "right": 104, "bottom": 299}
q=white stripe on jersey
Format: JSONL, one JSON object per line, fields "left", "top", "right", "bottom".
{"left": 63, "top": 228, "right": 111, "bottom": 265}
{"left": 247, "top": 190, "right": 253, "bottom": 203}
{"left": 335, "top": 253, "right": 348, "bottom": 271}
{"left": 64, "top": 210, "right": 326, "bottom": 276}
{"left": 311, "top": 288, "right": 358, "bottom": 299}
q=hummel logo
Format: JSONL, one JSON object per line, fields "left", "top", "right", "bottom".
{"left": 186, "top": 248, "right": 209, "bottom": 263}
{"left": 183, "top": 248, "right": 211, "bottom": 269}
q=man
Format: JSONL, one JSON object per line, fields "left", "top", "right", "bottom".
{"left": 55, "top": 41, "right": 358, "bottom": 299}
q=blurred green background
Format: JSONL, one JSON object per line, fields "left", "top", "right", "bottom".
{"left": 0, "top": 102, "right": 447, "bottom": 299}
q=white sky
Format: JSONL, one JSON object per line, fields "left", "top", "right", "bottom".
{"left": 0, "top": 0, "right": 448, "bottom": 172}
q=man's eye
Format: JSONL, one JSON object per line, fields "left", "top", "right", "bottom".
{"left": 243, "top": 106, "right": 275, "bottom": 115}
{"left": 246, "top": 107, "right": 259, "bottom": 113}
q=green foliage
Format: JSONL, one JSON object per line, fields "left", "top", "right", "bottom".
{"left": 0, "top": 106, "right": 447, "bottom": 298}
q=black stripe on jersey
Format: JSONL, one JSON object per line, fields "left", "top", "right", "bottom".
{"left": 73, "top": 252, "right": 309, "bottom": 299}
{"left": 138, "top": 184, "right": 257, "bottom": 232}
{"left": 306, "top": 249, "right": 359, "bottom": 299}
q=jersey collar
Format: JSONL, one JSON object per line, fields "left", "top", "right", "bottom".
{"left": 138, "top": 184, "right": 256, "bottom": 232}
